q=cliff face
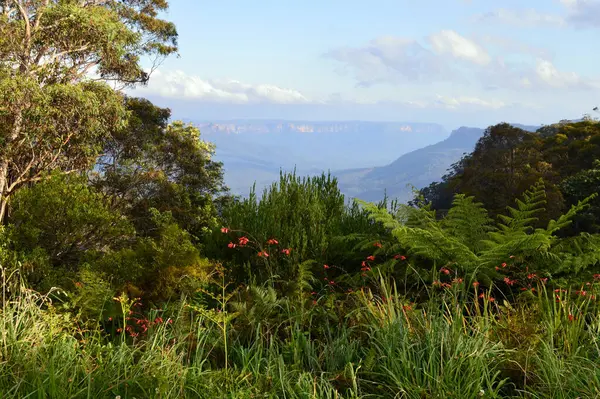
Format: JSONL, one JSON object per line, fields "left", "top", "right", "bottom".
{"left": 198, "top": 121, "right": 444, "bottom": 135}
{"left": 193, "top": 120, "right": 450, "bottom": 197}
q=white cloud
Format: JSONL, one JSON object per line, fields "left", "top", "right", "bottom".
{"left": 534, "top": 59, "right": 588, "bottom": 88}
{"left": 561, "top": 0, "right": 600, "bottom": 28}
{"left": 433, "top": 95, "right": 506, "bottom": 110}
{"left": 429, "top": 30, "right": 491, "bottom": 65}
{"left": 326, "top": 36, "right": 453, "bottom": 86}
{"left": 328, "top": 32, "right": 596, "bottom": 92}
{"left": 474, "top": 8, "right": 565, "bottom": 27}
{"left": 134, "top": 70, "right": 311, "bottom": 104}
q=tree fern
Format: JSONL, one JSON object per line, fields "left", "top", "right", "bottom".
{"left": 360, "top": 180, "right": 600, "bottom": 286}
{"left": 493, "top": 179, "right": 547, "bottom": 241}
{"left": 442, "top": 194, "right": 493, "bottom": 253}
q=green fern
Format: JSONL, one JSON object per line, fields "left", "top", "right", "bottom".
{"left": 360, "top": 180, "right": 600, "bottom": 285}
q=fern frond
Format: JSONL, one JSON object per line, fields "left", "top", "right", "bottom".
{"left": 493, "top": 179, "right": 547, "bottom": 241}
{"left": 442, "top": 194, "right": 493, "bottom": 252}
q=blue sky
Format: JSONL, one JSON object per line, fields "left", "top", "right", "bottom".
{"left": 131, "top": 0, "right": 600, "bottom": 129}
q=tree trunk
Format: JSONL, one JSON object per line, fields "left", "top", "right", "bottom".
{"left": 0, "top": 111, "right": 23, "bottom": 224}
{"left": 0, "top": 158, "right": 8, "bottom": 223}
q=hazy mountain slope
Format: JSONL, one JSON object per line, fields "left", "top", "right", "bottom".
{"left": 197, "top": 120, "right": 449, "bottom": 195}
{"left": 335, "top": 123, "right": 541, "bottom": 203}
{"left": 335, "top": 127, "right": 485, "bottom": 202}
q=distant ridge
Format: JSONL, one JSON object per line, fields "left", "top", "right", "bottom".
{"left": 334, "top": 122, "right": 541, "bottom": 202}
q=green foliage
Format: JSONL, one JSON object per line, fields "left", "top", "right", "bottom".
{"left": 420, "top": 120, "right": 600, "bottom": 234}
{"left": 91, "top": 209, "right": 212, "bottom": 302}
{"left": 361, "top": 180, "right": 599, "bottom": 286}
{"left": 7, "top": 172, "right": 133, "bottom": 290}
{"left": 94, "top": 98, "right": 226, "bottom": 240}
{"left": 206, "top": 171, "right": 385, "bottom": 285}
{"left": 0, "top": 0, "right": 178, "bottom": 222}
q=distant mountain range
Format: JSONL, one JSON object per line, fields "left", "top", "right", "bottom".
{"left": 197, "top": 120, "right": 449, "bottom": 195}
{"left": 196, "top": 119, "right": 540, "bottom": 201}
{"left": 336, "top": 123, "right": 540, "bottom": 202}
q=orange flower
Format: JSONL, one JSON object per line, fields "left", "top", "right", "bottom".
{"left": 373, "top": 242, "right": 382, "bottom": 248}
{"left": 504, "top": 277, "right": 516, "bottom": 286}
{"left": 258, "top": 251, "right": 269, "bottom": 258}
{"left": 221, "top": 227, "right": 229, "bottom": 233}
{"left": 281, "top": 248, "right": 291, "bottom": 255}
{"left": 473, "top": 281, "right": 480, "bottom": 288}
{"left": 489, "top": 297, "right": 495, "bottom": 302}
{"left": 227, "top": 242, "right": 236, "bottom": 248}
{"left": 267, "top": 238, "right": 279, "bottom": 245}
{"left": 440, "top": 267, "right": 450, "bottom": 275}
{"left": 238, "top": 236, "right": 249, "bottom": 245}
{"left": 366, "top": 255, "right": 375, "bottom": 261}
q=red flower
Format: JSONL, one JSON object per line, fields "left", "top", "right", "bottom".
{"left": 495, "top": 266, "right": 500, "bottom": 271}
{"left": 568, "top": 314, "right": 575, "bottom": 321}
{"left": 527, "top": 273, "right": 537, "bottom": 279}
{"left": 154, "top": 317, "right": 163, "bottom": 324}
{"left": 452, "top": 278, "right": 463, "bottom": 284}
{"left": 366, "top": 255, "right": 376, "bottom": 261}
{"left": 394, "top": 254, "right": 407, "bottom": 261}
{"left": 238, "top": 236, "right": 249, "bottom": 245}
{"left": 501, "top": 263, "right": 507, "bottom": 268}
{"left": 361, "top": 261, "right": 367, "bottom": 267}
{"left": 258, "top": 251, "right": 269, "bottom": 258}
{"left": 479, "top": 293, "right": 485, "bottom": 299}
{"left": 74, "top": 282, "right": 83, "bottom": 288}
{"left": 221, "top": 227, "right": 230, "bottom": 233}
{"left": 329, "top": 280, "right": 335, "bottom": 285}
{"left": 440, "top": 267, "right": 450, "bottom": 275}
{"left": 541, "top": 278, "right": 548, "bottom": 284}
{"left": 267, "top": 238, "right": 279, "bottom": 245}
{"left": 594, "top": 274, "right": 600, "bottom": 280}
{"left": 489, "top": 297, "right": 495, "bottom": 302}
{"left": 373, "top": 242, "right": 382, "bottom": 248}
{"left": 576, "top": 290, "right": 587, "bottom": 296}
{"left": 227, "top": 242, "right": 237, "bottom": 248}
{"left": 509, "top": 255, "right": 515, "bottom": 259}
{"left": 281, "top": 248, "right": 291, "bottom": 255}
{"left": 311, "top": 291, "right": 317, "bottom": 295}
{"left": 108, "top": 317, "right": 112, "bottom": 321}
{"left": 473, "top": 281, "right": 480, "bottom": 288}
{"left": 323, "top": 264, "right": 330, "bottom": 269}
{"left": 504, "top": 277, "right": 516, "bottom": 286}
{"left": 312, "top": 300, "right": 317, "bottom": 305}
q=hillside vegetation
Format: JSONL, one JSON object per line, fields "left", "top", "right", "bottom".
{"left": 1, "top": 1, "right": 600, "bottom": 398}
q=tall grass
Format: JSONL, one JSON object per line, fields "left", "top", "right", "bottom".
{"left": 2, "top": 269, "right": 600, "bottom": 398}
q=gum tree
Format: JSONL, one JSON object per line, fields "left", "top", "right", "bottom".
{"left": 0, "top": 0, "right": 178, "bottom": 222}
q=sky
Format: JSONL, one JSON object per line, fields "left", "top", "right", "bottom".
{"left": 129, "top": 0, "right": 600, "bottom": 129}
